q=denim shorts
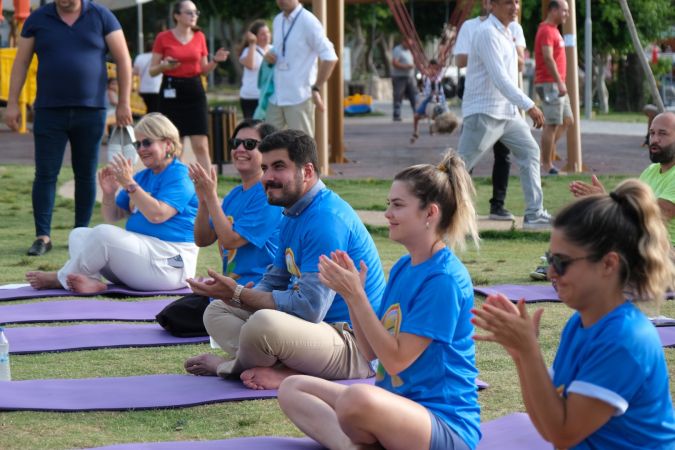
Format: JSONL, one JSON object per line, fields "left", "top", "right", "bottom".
{"left": 428, "top": 410, "right": 470, "bottom": 450}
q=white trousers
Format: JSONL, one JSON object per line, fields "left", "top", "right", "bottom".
{"left": 57, "top": 225, "right": 198, "bottom": 291}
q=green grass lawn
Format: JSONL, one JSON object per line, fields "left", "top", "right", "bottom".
{"left": 0, "top": 165, "right": 673, "bottom": 449}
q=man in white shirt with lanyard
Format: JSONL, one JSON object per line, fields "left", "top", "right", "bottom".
{"left": 454, "top": 0, "right": 526, "bottom": 222}
{"left": 458, "top": 0, "right": 551, "bottom": 229}
{"left": 265, "top": 0, "right": 338, "bottom": 137}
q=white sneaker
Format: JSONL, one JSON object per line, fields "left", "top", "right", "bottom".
{"left": 523, "top": 210, "right": 552, "bottom": 230}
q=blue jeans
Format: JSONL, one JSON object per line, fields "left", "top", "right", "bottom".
{"left": 32, "top": 107, "right": 106, "bottom": 237}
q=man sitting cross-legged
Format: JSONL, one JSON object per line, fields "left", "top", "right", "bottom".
{"left": 184, "top": 129, "right": 386, "bottom": 390}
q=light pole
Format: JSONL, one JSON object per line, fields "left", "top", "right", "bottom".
{"left": 584, "top": 0, "right": 591, "bottom": 119}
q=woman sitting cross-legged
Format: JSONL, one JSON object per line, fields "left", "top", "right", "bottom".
{"left": 473, "top": 179, "right": 675, "bottom": 449}
{"left": 278, "top": 151, "right": 481, "bottom": 450}
{"left": 26, "top": 113, "right": 199, "bottom": 294}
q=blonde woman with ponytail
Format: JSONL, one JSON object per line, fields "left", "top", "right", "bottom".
{"left": 278, "top": 151, "right": 481, "bottom": 450}
{"left": 474, "top": 179, "right": 675, "bottom": 449}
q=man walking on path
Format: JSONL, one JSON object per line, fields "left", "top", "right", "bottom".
{"left": 534, "top": 0, "right": 573, "bottom": 175}
{"left": 391, "top": 37, "right": 417, "bottom": 122}
{"left": 4, "top": 0, "right": 132, "bottom": 256}
{"left": 265, "top": 0, "right": 337, "bottom": 137}
{"left": 458, "top": 0, "right": 551, "bottom": 229}
{"left": 454, "top": 0, "right": 526, "bottom": 221}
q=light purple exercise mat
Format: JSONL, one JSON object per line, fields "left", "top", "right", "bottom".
{"left": 0, "top": 375, "right": 487, "bottom": 412}
{"left": 0, "top": 284, "right": 192, "bottom": 302}
{"left": 477, "top": 412, "right": 548, "bottom": 449}
{"left": 5, "top": 323, "right": 208, "bottom": 354}
{"left": 474, "top": 284, "right": 561, "bottom": 303}
{"left": 90, "top": 436, "right": 323, "bottom": 450}
{"left": 0, "top": 299, "right": 173, "bottom": 325}
{"left": 658, "top": 326, "right": 675, "bottom": 347}
{"left": 88, "top": 413, "right": 541, "bottom": 449}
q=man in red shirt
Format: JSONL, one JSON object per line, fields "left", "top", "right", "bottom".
{"left": 534, "top": 0, "right": 572, "bottom": 175}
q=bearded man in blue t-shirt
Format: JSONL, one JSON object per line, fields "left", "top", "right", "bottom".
{"left": 185, "top": 129, "right": 386, "bottom": 390}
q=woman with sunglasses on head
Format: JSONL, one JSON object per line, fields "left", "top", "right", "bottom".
{"left": 189, "top": 119, "right": 282, "bottom": 289}
{"left": 26, "top": 113, "right": 199, "bottom": 294}
{"left": 473, "top": 179, "right": 675, "bottom": 449}
{"left": 149, "top": 0, "right": 229, "bottom": 170}
{"left": 278, "top": 151, "right": 481, "bottom": 450}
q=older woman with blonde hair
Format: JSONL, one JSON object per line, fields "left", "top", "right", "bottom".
{"left": 26, "top": 113, "right": 199, "bottom": 294}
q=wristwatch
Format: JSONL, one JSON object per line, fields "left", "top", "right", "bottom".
{"left": 231, "top": 284, "right": 244, "bottom": 307}
{"left": 311, "top": 84, "right": 320, "bottom": 92}
{"left": 125, "top": 183, "right": 138, "bottom": 194}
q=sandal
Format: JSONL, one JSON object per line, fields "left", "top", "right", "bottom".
{"left": 410, "top": 133, "right": 419, "bottom": 144}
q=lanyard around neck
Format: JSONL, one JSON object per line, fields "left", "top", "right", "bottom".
{"left": 281, "top": 8, "right": 303, "bottom": 58}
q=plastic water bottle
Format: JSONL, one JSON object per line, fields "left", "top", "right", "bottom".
{"left": 0, "top": 327, "right": 10, "bottom": 381}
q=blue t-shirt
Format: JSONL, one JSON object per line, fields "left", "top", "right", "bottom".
{"left": 21, "top": 0, "right": 121, "bottom": 109}
{"left": 116, "top": 159, "right": 198, "bottom": 243}
{"left": 375, "top": 248, "right": 481, "bottom": 450}
{"left": 552, "top": 302, "right": 675, "bottom": 449}
{"left": 216, "top": 182, "right": 282, "bottom": 286}
{"left": 273, "top": 187, "right": 385, "bottom": 324}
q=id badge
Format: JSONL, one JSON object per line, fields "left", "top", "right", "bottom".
{"left": 163, "top": 88, "right": 177, "bottom": 99}
{"left": 277, "top": 61, "right": 289, "bottom": 71}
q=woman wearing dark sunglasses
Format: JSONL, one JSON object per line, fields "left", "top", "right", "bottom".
{"left": 25, "top": 113, "right": 199, "bottom": 294}
{"left": 473, "top": 179, "right": 675, "bottom": 449}
{"left": 189, "top": 119, "right": 282, "bottom": 290}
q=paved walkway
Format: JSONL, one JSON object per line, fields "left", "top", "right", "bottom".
{"left": 0, "top": 101, "right": 649, "bottom": 231}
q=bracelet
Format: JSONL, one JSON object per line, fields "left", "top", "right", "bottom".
{"left": 231, "top": 284, "right": 244, "bottom": 307}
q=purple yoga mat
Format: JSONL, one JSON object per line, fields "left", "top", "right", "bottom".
{"left": 658, "top": 327, "right": 675, "bottom": 347}
{"left": 5, "top": 323, "right": 207, "bottom": 354}
{"left": 0, "top": 299, "right": 173, "bottom": 325}
{"left": 477, "top": 412, "right": 548, "bottom": 449}
{"left": 0, "top": 284, "right": 192, "bottom": 302}
{"left": 89, "top": 413, "right": 542, "bottom": 450}
{"left": 0, "top": 375, "right": 487, "bottom": 412}
{"left": 91, "top": 437, "right": 323, "bottom": 450}
{"left": 474, "top": 284, "right": 560, "bottom": 303}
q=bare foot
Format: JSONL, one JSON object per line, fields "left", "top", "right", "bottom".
{"left": 65, "top": 274, "right": 107, "bottom": 294}
{"left": 184, "top": 353, "right": 227, "bottom": 376}
{"left": 25, "top": 271, "right": 61, "bottom": 290}
{"left": 240, "top": 366, "right": 300, "bottom": 390}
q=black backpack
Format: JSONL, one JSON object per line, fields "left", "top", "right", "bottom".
{"left": 156, "top": 294, "right": 210, "bottom": 337}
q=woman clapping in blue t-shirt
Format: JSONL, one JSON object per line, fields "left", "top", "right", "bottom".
{"left": 278, "top": 151, "right": 481, "bottom": 450}
{"left": 473, "top": 179, "right": 675, "bottom": 449}
{"left": 26, "top": 113, "right": 199, "bottom": 294}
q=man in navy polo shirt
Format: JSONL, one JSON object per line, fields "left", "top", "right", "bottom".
{"left": 5, "top": 0, "right": 132, "bottom": 256}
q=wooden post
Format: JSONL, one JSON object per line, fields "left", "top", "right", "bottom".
{"left": 312, "top": 0, "right": 330, "bottom": 175}
{"left": 618, "top": 0, "right": 665, "bottom": 112}
{"left": 326, "top": 0, "right": 345, "bottom": 163}
{"left": 562, "top": 0, "right": 583, "bottom": 173}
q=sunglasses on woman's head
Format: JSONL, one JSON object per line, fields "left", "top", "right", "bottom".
{"left": 229, "top": 138, "right": 260, "bottom": 151}
{"left": 545, "top": 251, "right": 592, "bottom": 276}
{"left": 133, "top": 138, "right": 155, "bottom": 150}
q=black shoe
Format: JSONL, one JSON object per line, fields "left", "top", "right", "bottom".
{"left": 27, "top": 239, "right": 52, "bottom": 256}
{"left": 489, "top": 206, "right": 515, "bottom": 221}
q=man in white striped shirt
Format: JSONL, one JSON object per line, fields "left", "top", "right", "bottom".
{"left": 458, "top": 0, "right": 551, "bottom": 229}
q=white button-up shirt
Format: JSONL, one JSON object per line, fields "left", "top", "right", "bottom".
{"left": 462, "top": 14, "right": 534, "bottom": 120}
{"left": 269, "top": 4, "right": 338, "bottom": 107}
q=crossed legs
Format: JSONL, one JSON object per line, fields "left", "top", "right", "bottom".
{"left": 186, "top": 305, "right": 373, "bottom": 390}
{"left": 278, "top": 375, "right": 432, "bottom": 450}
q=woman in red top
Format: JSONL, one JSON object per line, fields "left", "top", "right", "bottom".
{"left": 150, "top": 0, "right": 229, "bottom": 169}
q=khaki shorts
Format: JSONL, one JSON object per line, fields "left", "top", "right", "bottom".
{"left": 535, "top": 83, "right": 573, "bottom": 125}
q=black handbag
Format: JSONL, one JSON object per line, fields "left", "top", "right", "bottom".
{"left": 156, "top": 293, "right": 210, "bottom": 337}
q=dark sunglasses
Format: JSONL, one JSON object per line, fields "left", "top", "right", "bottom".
{"left": 545, "top": 251, "right": 592, "bottom": 276}
{"left": 133, "top": 138, "right": 156, "bottom": 150}
{"left": 229, "top": 138, "right": 260, "bottom": 151}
